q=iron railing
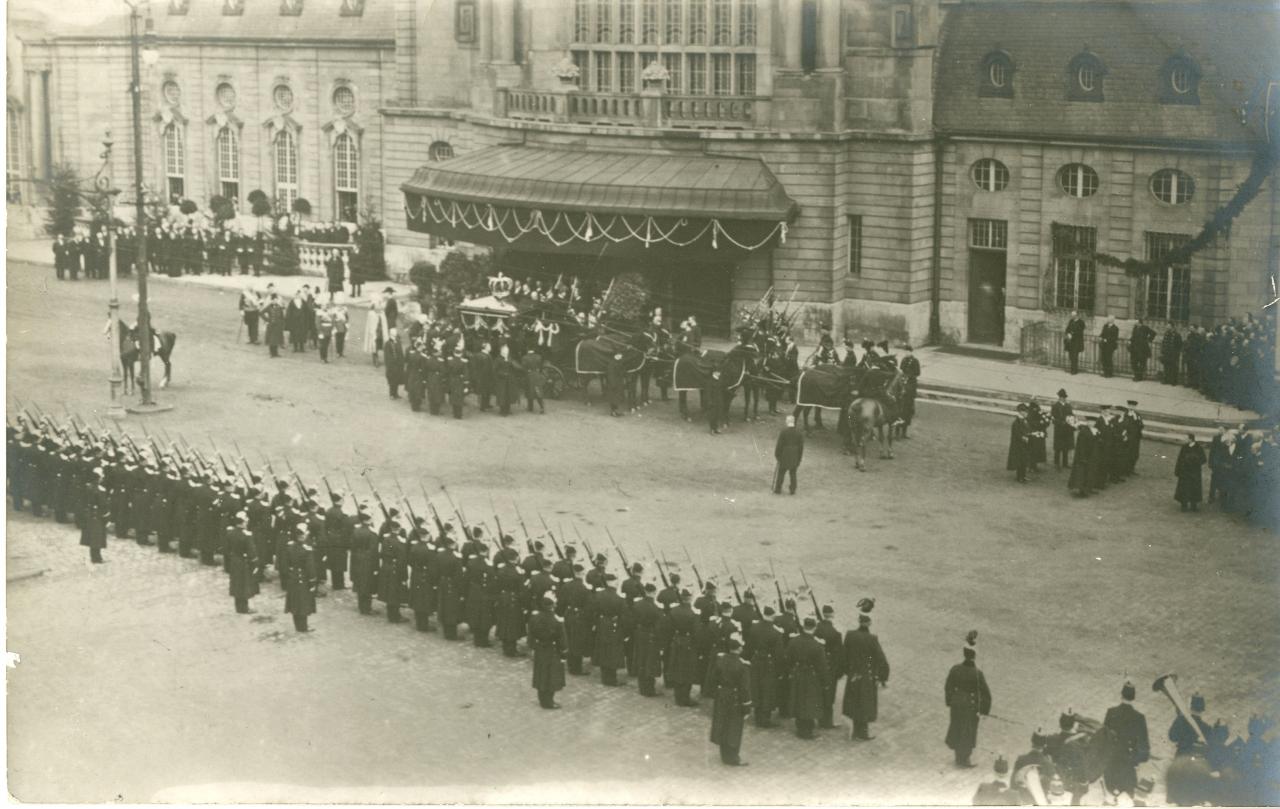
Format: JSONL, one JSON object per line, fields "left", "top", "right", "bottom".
{"left": 1020, "top": 320, "right": 1133, "bottom": 377}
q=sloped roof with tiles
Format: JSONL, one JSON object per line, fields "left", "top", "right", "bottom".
{"left": 935, "top": 1, "right": 1279, "bottom": 146}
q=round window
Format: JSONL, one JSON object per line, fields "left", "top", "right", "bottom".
{"left": 216, "top": 82, "right": 237, "bottom": 110}
{"left": 428, "top": 141, "right": 455, "bottom": 161}
{"left": 162, "top": 80, "right": 181, "bottom": 106}
{"left": 333, "top": 86, "right": 355, "bottom": 116}
{"left": 970, "top": 158, "right": 1010, "bottom": 192}
{"left": 1150, "top": 169, "right": 1194, "bottom": 205}
{"left": 1058, "top": 164, "right": 1099, "bottom": 198}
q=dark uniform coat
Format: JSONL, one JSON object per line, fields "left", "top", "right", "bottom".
{"left": 1174, "top": 441, "right": 1206, "bottom": 505}
{"left": 842, "top": 626, "right": 890, "bottom": 722}
{"left": 436, "top": 548, "right": 466, "bottom": 628}
{"left": 631, "top": 596, "right": 666, "bottom": 680}
{"left": 1102, "top": 702, "right": 1150, "bottom": 795}
{"left": 376, "top": 532, "right": 409, "bottom": 606}
{"left": 529, "top": 609, "right": 568, "bottom": 692}
{"left": 1069, "top": 427, "right": 1095, "bottom": 492}
{"left": 349, "top": 524, "right": 379, "bottom": 594}
{"left": 591, "top": 588, "right": 627, "bottom": 670}
{"left": 560, "top": 577, "right": 593, "bottom": 659}
{"left": 774, "top": 425, "right": 804, "bottom": 469}
{"left": 706, "top": 651, "right": 752, "bottom": 748}
{"left": 225, "top": 526, "right": 260, "bottom": 600}
{"left": 787, "top": 632, "right": 830, "bottom": 721}
{"left": 282, "top": 540, "right": 318, "bottom": 617}
{"left": 79, "top": 484, "right": 109, "bottom": 549}
{"left": 746, "top": 620, "right": 785, "bottom": 714}
{"left": 1006, "top": 417, "right": 1030, "bottom": 471}
{"left": 665, "top": 603, "right": 701, "bottom": 685}
{"left": 945, "top": 659, "right": 992, "bottom": 752}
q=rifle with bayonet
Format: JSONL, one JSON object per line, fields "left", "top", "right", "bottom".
{"left": 649, "top": 542, "right": 669, "bottom": 589}
{"left": 539, "top": 513, "right": 565, "bottom": 561}
{"left": 770, "top": 559, "right": 786, "bottom": 613}
{"left": 365, "top": 477, "right": 390, "bottom": 522}
{"left": 419, "top": 482, "right": 447, "bottom": 535}
{"left": 440, "top": 485, "right": 473, "bottom": 541}
{"left": 606, "top": 527, "right": 629, "bottom": 572}
{"left": 684, "top": 546, "right": 703, "bottom": 591}
{"left": 571, "top": 524, "right": 596, "bottom": 565}
{"left": 800, "top": 568, "right": 821, "bottom": 620}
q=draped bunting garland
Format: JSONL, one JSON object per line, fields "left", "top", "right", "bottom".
{"left": 404, "top": 194, "right": 788, "bottom": 251}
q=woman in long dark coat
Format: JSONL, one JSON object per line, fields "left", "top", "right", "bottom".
{"left": 226, "top": 514, "right": 260, "bottom": 613}
{"left": 528, "top": 597, "right": 568, "bottom": 709}
{"left": 79, "top": 476, "right": 109, "bottom": 563}
{"left": 1174, "top": 435, "right": 1207, "bottom": 512}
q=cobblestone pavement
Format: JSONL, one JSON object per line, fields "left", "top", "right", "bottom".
{"left": 7, "top": 259, "right": 1280, "bottom": 803}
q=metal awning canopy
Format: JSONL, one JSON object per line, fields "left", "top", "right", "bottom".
{"left": 401, "top": 145, "right": 797, "bottom": 222}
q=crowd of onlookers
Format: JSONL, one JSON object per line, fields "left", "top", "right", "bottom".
{"left": 1065, "top": 312, "right": 1276, "bottom": 415}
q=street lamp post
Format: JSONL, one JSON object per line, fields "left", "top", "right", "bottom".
{"left": 99, "top": 132, "right": 127, "bottom": 419}
{"left": 124, "top": 0, "right": 169, "bottom": 414}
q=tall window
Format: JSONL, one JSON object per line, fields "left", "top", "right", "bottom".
{"left": 735, "top": 54, "right": 756, "bottom": 95}
{"left": 6, "top": 106, "right": 22, "bottom": 204}
{"left": 334, "top": 132, "right": 359, "bottom": 222}
{"left": 274, "top": 129, "right": 298, "bottom": 212}
{"left": 689, "top": 0, "right": 706, "bottom": 43}
{"left": 641, "top": 0, "right": 658, "bottom": 43}
{"left": 711, "top": 54, "right": 732, "bottom": 95}
{"left": 663, "top": 0, "right": 682, "bottom": 43}
{"left": 574, "top": 0, "right": 591, "bottom": 42}
{"left": 712, "top": 0, "right": 732, "bottom": 45}
{"left": 619, "top": 52, "right": 636, "bottom": 93}
{"left": 737, "top": 0, "right": 755, "bottom": 44}
{"left": 847, "top": 215, "right": 862, "bottom": 276}
{"left": 163, "top": 123, "right": 185, "bottom": 202}
{"left": 595, "top": 0, "right": 612, "bottom": 42}
{"left": 1144, "top": 232, "right": 1191, "bottom": 322}
{"left": 594, "top": 51, "right": 613, "bottom": 91}
{"left": 688, "top": 53, "right": 707, "bottom": 94}
{"left": 216, "top": 126, "right": 240, "bottom": 201}
{"left": 1051, "top": 224, "right": 1097, "bottom": 312}
{"left": 663, "top": 53, "right": 683, "bottom": 93}
{"left": 618, "top": 0, "right": 634, "bottom": 43}
{"left": 572, "top": 51, "right": 589, "bottom": 86}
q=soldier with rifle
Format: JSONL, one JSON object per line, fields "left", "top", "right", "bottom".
{"left": 376, "top": 506, "right": 409, "bottom": 624}
{"left": 349, "top": 507, "right": 380, "bottom": 615}
{"left": 407, "top": 517, "right": 437, "bottom": 632}
{"left": 560, "top": 562, "right": 592, "bottom": 676}
{"left": 665, "top": 588, "right": 701, "bottom": 707}
{"left": 282, "top": 521, "right": 319, "bottom": 632}
{"left": 436, "top": 533, "right": 466, "bottom": 641}
{"left": 321, "top": 482, "right": 353, "bottom": 590}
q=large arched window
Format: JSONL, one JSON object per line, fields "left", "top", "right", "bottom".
{"left": 333, "top": 132, "right": 359, "bottom": 222}
{"left": 162, "top": 123, "right": 186, "bottom": 203}
{"left": 7, "top": 105, "right": 23, "bottom": 204}
{"left": 215, "top": 126, "right": 240, "bottom": 201}
{"left": 274, "top": 129, "right": 298, "bottom": 212}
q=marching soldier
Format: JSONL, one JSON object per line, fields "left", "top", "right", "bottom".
{"left": 842, "top": 608, "right": 889, "bottom": 741}
{"left": 706, "top": 636, "right": 752, "bottom": 766}
{"left": 225, "top": 511, "right": 259, "bottom": 614}
{"left": 787, "top": 617, "right": 830, "bottom": 739}
{"left": 945, "top": 636, "right": 992, "bottom": 768}
{"left": 282, "top": 523, "right": 319, "bottom": 632}
{"left": 529, "top": 595, "right": 568, "bottom": 709}
{"left": 1102, "top": 680, "right": 1150, "bottom": 800}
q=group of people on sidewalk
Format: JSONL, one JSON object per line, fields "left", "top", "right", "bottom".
{"left": 1063, "top": 311, "right": 1276, "bottom": 413}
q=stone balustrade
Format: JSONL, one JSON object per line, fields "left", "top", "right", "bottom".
{"left": 495, "top": 87, "right": 767, "bottom": 130}
{"left": 297, "top": 241, "right": 352, "bottom": 279}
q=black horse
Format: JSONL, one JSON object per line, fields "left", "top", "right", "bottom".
{"left": 119, "top": 323, "right": 178, "bottom": 394}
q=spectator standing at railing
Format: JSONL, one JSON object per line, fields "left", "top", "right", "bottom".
{"left": 324, "top": 249, "right": 345, "bottom": 303}
{"left": 1063, "top": 311, "right": 1086, "bottom": 375}
{"left": 1099, "top": 317, "right": 1119, "bottom": 378}
{"left": 1129, "top": 319, "right": 1156, "bottom": 382}
{"left": 1183, "top": 325, "right": 1204, "bottom": 389}
{"left": 1160, "top": 325, "right": 1182, "bottom": 385}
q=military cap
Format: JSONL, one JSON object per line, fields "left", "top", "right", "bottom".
{"left": 630, "top": 562, "right": 644, "bottom": 575}
{"left": 859, "top": 613, "right": 872, "bottom": 625}
{"left": 1121, "top": 681, "right": 1136, "bottom": 701}
{"left": 1057, "top": 388, "right": 1068, "bottom": 398}
{"left": 994, "top": 756, "right": 1009, "bottom": 776}
{"left": 822, "top": 605, "right": 835, "bottom": 617}
{"left": 593, "top": 553, "right": 608, "bottom": 566}
{"left": 762, "top": 605, "right": 776, "bottom": 618}
{"left": 1190, "top": 693, "right": 1206, "bottom": 712}
{"left": 802, "top": 617, "right": 817, "bottom": 631}
{"left": 718, "top": 601, "right": 733, "bottom": 613}
{"left": 857, "top": 597, "right": 875, "bottom": 614}
{"left": 643, "top": 582, "right": 657, "bottom": 594}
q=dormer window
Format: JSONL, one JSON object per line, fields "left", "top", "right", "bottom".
{"left": 979, "top": 50, "right": 1015, "bottom": 99}
{"left": 1067, "top": 51, "right": 1106, "bottom": 102}
{"left": 1159, "top": 56, "right": 1201, "bottom": 105}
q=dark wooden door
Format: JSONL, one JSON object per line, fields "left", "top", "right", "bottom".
{"left": 967, "top": 250, "right": 1006, "bottom": 344}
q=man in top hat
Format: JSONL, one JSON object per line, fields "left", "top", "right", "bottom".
{"left": 787, "top": 617, "right": 830, "bottom": 739}
{"left": 1064, "top": 310, "right": 1086, "bottom": 375}
{"left": 1007, "top": 404, "right": 1031, "bottom": 483}
{"left": 1130, "top": 318, "right": 1156, "bottom": 382}
{"left": 1099, "top": 316, "right": 1120, "bottom": 378}
{"left": 1051, "top": 389, "right": 1075, "bottom": 470}
{"left": 706, "top": 635, "right": 752, "bottom": 766}
{"left": 1175, "top": 433, "right": 1207, "bottom": 512}
{"left": 843, "top": 606, "right": 890, "bottom": 741}
{"left": 1102, "top": 680, "right": 1150, "bottom": 799}
{"left": 1122, "top": 401, "right": 1144, "bottom": 477}
{"left": 945, "top": 634, "right": 992, "bottom": 768}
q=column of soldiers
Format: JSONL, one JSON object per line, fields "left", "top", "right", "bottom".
{"left": 10, "top": 411, "right": 1275, "bottom": 796}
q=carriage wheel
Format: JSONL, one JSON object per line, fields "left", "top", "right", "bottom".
{"left": 544, "top": 365, "right": 566, "bottom": 400}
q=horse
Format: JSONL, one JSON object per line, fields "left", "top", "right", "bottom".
{"left": 843, "top": 366, "right": 905, "bottom": 471}
{"left": 120, "top": 326, "right": 178, "bottom": 394}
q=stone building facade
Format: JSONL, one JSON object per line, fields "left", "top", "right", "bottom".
{"left": 22, "top": 0, "right": 393, "bottom": 225}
